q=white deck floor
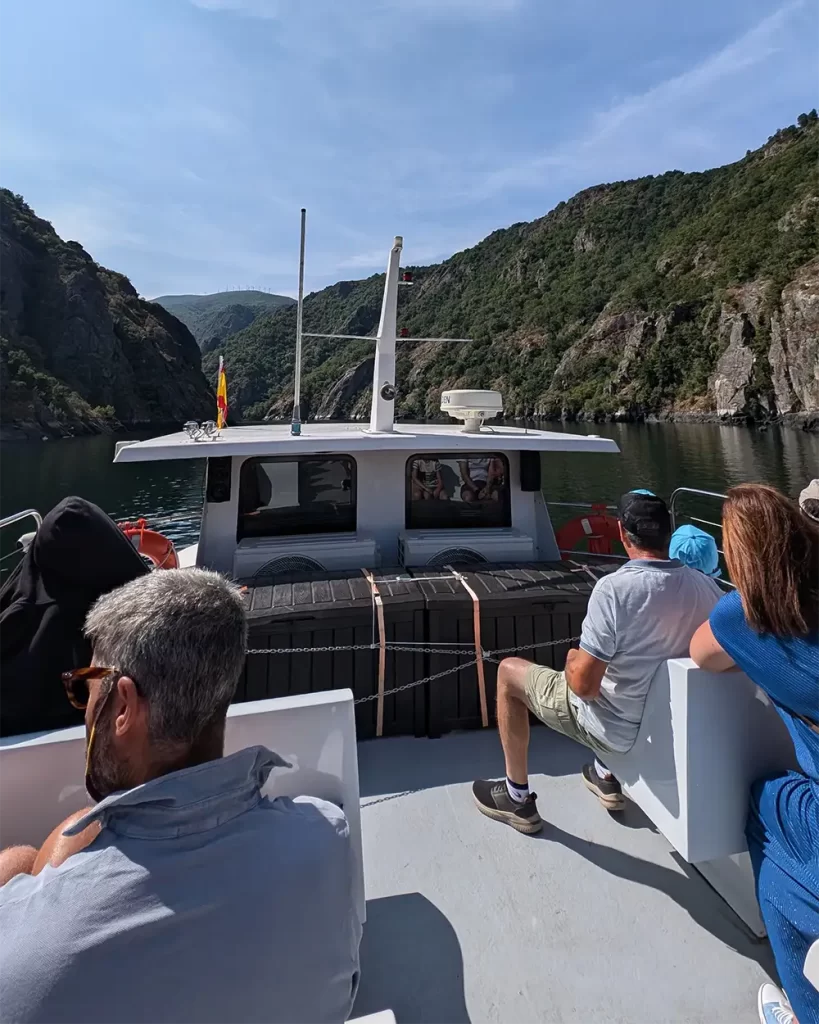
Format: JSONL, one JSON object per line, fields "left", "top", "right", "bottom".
{"left": 352, "top": 728, "right": 775, "bottom": 1024}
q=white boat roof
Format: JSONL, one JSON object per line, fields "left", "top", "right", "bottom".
{"left": 114, "top": 422, "right": 620, "bottom": 463}
{"left": 353, "top": 730, "right": 774, "bottom": 1022}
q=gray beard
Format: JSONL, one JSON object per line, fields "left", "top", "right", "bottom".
{"left": 86, "top": 705, "right": 131, "bottom": 802}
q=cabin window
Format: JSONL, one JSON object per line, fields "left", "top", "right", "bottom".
{"left": 405, "top": 453, "right": 511, "bottom": 529}
{"left": 237, "top": 456, "right": 356, "bottom": 539}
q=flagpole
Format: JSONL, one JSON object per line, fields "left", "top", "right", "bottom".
{"left": 291, "top": 208, "right": 306, "bottom": 436}
{"left": 217, "top": 354, "right": 224, "bottom": 430}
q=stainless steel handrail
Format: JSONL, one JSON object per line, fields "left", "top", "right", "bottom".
{"left": 558, "top": 549, "right": 626, "bottom": 561}
{"left": 686, "top": 515, "right": 723, "bottom": 530}
{"left": 0, "top": 509, "right": 42, "bottom": 532}
{"left": 669, "top": 487, "right": 727, "bottom": 531}
{"left": 546, "top": 501, "right": 618, "bottom": 511}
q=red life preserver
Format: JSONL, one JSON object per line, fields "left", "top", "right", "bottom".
{"left": 119, "top": 519, "right": 179, "bottom": 570}
{"left": 555, "top": 505, "right": 620, "bottom": 560}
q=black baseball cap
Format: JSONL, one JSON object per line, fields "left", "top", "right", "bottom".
{"left": 618, "top": 491, "right": 671, "bottom": 546}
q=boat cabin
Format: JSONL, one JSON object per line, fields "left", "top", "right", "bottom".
{"left": 114, "top": 421, "right": 619, "bottom": 578}
{"left": 115, "top": 233, "right": 619, "bottom": 578}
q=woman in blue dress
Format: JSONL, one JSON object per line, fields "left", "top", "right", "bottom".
{"left": 690, "top": 484, "right": 819, "bottom": 1024}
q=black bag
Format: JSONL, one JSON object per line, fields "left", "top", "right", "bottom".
{"left": 0, "top": 497, "right": 149, "bottom": 737}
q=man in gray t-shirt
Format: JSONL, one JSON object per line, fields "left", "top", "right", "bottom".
{"left": 473, "top": 491, "right": 722, "bottom": 835}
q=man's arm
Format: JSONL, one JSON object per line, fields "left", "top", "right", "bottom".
{"left": 0, "top": 847, "right": 37, "bottom": 886}
{"left": 689, "top": 620, "right": 737, "bottom": 672}
{"left": 565, "top": 647, "right": 608, "bottom": 700}
{"left": 572, "top": 576, "right": 616, "bottom": 701}
{"left": 0, "top": 808, "right": 99, "bottom": 886}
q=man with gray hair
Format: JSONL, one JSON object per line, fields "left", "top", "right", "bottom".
{"left": 0, "top": 568, "right": 361, "bottom": 1024}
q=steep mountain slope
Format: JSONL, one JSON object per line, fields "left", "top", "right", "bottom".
{"left": 154, "top": 291, "right": 294, "bottom": 354}
{"left": 205, "top": 114, "right": 819, "bottom": 425}
{"left": 1, "top": 190, "right": 213, "bottom": 438}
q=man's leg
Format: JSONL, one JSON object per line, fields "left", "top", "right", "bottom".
{"left": 0, "top": 846, "right": 37, "bottom": 886}
{"left": 496, "top": 657, "right": 533, "bottom": 792}
{"left": 471, "top": 658, "right": 543, "bottom": 835}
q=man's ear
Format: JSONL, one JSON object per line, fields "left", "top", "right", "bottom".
{"left": 617, "top": 521, "right": 627, "bottom": 544}
{"left": 112, "top": 676, "right": 145, "bottom": 738}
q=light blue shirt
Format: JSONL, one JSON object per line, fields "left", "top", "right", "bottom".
{"left": 574, "top": 558, "right": 722, "bottom": 752}
{"left": 0, "top": 746, "right": 361, "bottom": 1024}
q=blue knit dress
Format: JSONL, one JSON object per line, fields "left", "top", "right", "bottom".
{"left": 711, "top": 591, "right": 819, "bottom": 1023}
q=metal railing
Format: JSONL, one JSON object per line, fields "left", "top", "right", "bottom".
{"left": 668, "top": 487, "right": 735, "bottom": 588}
{"left": 549, "top": 491, "right": 735, "bottom": 587}
{"left": 0, "top": 509, "right": 42, "bottom": 572}
{"left": 669, "top": 487, "right": 727, "bottom": 532}
{"left": 0, "top": 509, "right": 42, "bottom": 533}
{"left": 546, "top": 501, "right": 617, "bottom": 512}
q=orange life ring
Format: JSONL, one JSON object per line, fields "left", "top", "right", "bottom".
{"left": 120, "top": 519, "right": 179, "bottom": 569}
{"left": 555, "top": 505, "right": 620, "bottom": 560}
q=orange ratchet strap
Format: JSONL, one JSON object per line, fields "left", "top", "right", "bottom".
{"left": 447, "top": 568, "right": 489, "bottom": 728}
{"left": 363, "top": 571, "right": 387, "bottom": 737}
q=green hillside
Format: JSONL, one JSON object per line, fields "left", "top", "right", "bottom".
{"left": 205, "top": 114, "right": 819, "bottom": 425}
{"left": 155, "top": 290, "right": 294, "bottom": 354}
{"left": 1, "top": 190, "right": 213, "bottom": 439}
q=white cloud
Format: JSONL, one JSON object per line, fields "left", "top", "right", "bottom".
{"left": 381, "top": 0, "right": 523, "bottom": 15}
{"left": 338, "top": 236, "right": 478, "bottom": 272}
{"left": 189, "top": 0, "right": 522, "bottom": 20}
{"left": 46, "top": 196, "right": 148, "bottom": 252}
{"left": 188, "top": 0, "right": 281, "bottom": 17}
{"left": 472, "top": 0, "right": 805, "bottom": 197}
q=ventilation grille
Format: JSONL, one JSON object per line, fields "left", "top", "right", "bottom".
{"left": 425, "top": 548, "right": 488, "bottom": 568}
{"left": 253, "top": 555, "right": 325, "bottom": 577}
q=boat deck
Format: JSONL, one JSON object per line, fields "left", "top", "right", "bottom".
{"left": 352, "top": 728, "right": 774, "bottom": 1023}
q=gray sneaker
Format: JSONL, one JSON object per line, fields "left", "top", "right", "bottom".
{"left": 581, "top": 763, "right": 626, "bottom": 811}
{"left": 472, "top": 779, "right": 542, "bottom": 834}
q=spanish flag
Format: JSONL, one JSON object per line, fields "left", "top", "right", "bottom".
{"left": 216, "top": 356, "right": 228, "bottom": 430}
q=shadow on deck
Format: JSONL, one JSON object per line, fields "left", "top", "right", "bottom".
{"left": 355, "top": 729, "right": 775, "bottom": 1023}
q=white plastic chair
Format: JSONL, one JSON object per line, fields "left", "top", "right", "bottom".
{"left": 0, "top": 689, "right": 364, "bottom": 925}
{"left": 602, "top": 658, "right": 798, "bottom": 935}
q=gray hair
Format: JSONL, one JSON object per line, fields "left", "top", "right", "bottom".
{"left": 85, "top": 568, "right": 248, "bottom": 744}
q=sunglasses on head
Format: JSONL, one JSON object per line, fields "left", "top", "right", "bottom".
{"left": 61, "top": 666, "right": 119, "bottom": 710}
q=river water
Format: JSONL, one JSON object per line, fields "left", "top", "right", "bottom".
{"left": 1, "top": 422, "right": 816, "bottom": 566}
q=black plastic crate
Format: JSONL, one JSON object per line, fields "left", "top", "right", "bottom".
{"left": 412, "top": 561, "right": 615, "bottom": 736}
{"left": 237, "top": 568, "right": 426, "bottom": 740}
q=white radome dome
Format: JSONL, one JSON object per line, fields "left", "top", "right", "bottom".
{"left": 440, "top": 390, "right": 503, "bottom": 432}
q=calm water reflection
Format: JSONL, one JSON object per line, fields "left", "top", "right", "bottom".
{"left": 1, "top": 432, "right": 206, "bottom": 552}
{"left": 540, "top": 420, "right": 817, "bottom": 502}
{"left": 1, "top": 422, "right": 816, "bottom": 564}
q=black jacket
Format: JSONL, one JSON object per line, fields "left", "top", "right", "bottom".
{"left": 0, "top": 497, "right": 149, "bottom": 737}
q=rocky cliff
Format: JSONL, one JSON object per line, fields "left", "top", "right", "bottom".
{"left": 1, "top": 190, "right": 214, "bottom": 439}
{"left": 206, "top": 113, "right": 819, "bottom": 428}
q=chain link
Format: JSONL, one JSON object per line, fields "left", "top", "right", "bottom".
{"left": 352, "top": 658, "right": 481, "bottom": 704}
{"left": 247, "top": 636, "right": 578, "bottom": 659}
{"left": 248, "top": 644, "right": 480, "bottom": 656}
{"left": 245, "top": 635, "right": 580, "bottom": 705}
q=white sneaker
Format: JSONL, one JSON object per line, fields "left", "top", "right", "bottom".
{"left": 757, "top": 983, "right": 796, "bottom": 1024}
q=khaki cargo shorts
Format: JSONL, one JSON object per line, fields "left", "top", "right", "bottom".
{"left": 523, "top": 664, "right": 614, "bottom": 755}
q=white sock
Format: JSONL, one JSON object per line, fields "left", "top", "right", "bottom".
{"left": 594, "top": 759, "right": 614, "bottom": 781}
{"left": 506, "top": 777, "right": 530, "bottom": 803}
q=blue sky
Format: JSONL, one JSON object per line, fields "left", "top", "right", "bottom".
{"left": 1, "top": 0, "right": 815, "bottom": 298}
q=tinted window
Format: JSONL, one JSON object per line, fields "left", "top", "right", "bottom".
{"left": 238, "top": 457, "right": 356, "bottom": 539}
{"left": 406, "top": 454, "right": 510, "bottom": 529}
